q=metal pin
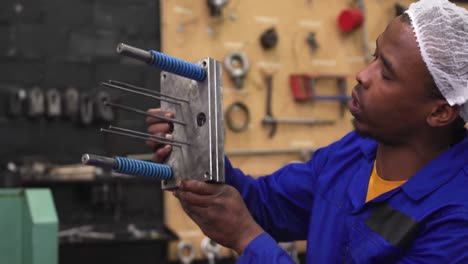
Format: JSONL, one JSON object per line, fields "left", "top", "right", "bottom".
{"left": 101, "top": 82, "right": 182, "bottom": 106}
{"left": 116, "top": 43, "right": 154, "bottom": 64}
{"left": 101, "top": 128, "right": 183, "bottom": 148}
{"left": 108, "top": 80, "right": 189, "bottom": 104}
{"left": 108, "top": 125, "right": 190, "bottom": 146}
{"left": 104, "top": 101, "right": 186, "bottom": 126}
{"left": 82, "top": 154, "right": 118, "bottom": 169}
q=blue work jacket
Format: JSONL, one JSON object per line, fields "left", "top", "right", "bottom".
{"left": 226, "top": 131, "right": 468, "bottom": 263}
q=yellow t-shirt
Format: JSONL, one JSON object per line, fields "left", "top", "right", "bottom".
{"left": 365, "top": 161, "right": 407, "bottom": 202}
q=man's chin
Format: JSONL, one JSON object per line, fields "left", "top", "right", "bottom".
{"left": 352, "top": 118, "right": 372, "bottom": 138}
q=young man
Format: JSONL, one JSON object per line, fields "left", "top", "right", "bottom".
{"left": 146, "top": 0, "right": 468, "bottom": 262}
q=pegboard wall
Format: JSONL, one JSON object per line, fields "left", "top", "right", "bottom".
{"left": 160, "top": 0, "right": 468, "bottom": 261}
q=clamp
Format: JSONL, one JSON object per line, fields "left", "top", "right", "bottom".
{"left": 289, "top": 74, "right": 350, "bottom": 117}
{"left": 262, "top": 74, "right": 335, "bottom": 138}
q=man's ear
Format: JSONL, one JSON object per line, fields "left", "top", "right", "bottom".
{"left": 426, "top": 100, "right": 460, "bottom": 127}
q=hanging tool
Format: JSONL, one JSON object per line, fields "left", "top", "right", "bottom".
{"left": 201, "top": 237, "right": 221, "bottom": 264}
{"left": 207, "top": 0, "right": 230, "bottom": 17}
{"left": 94, "top": 91, "right": 114, "bottom": 122}
{"left": 45, "top": 89, "right": 62, "bottom": 118}
{"left": 289, "top": 74, "right": 350, "bottom": 117}
{"left": 337, "top": 8, "right": 364, "bottom": 33}
{"left": 337, "top": 1, "right": 371, "bottom": 63}
{"left": 306, "top": 32, "right": 319, "bottom": 54}
{"left": 63, "top": 87, "right": 80, "bottom": 120}
{"left": 59, "top": 225, "right": 115, "bottom": 241}
{"left": 224, "top": 51, "right": 249, "bottom": 89}
{"left": 262, "top": 75, "right": 335, "bottom": 138}
{"left": 7, "top": 88, "right": 26, "bottom": 117}
{"left": 259, "top": 27, "right": 279, "bottom": 50}
{"left": 79, "top": 93, "right": 93, "bottom": 125}
{"left": 177, "top": 241, "right": 196, "bottom": 264}
{"left": 225, "top": 101, "right": 250, "bottom": 133}
{"left": 27, "top": 87, "right": 45, "bottom": 118}
{"left": 357, "top": 0, "right": 372, "bottom": 63}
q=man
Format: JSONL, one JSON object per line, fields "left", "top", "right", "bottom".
{"left": 146, "top": 0, "right": 468, "bottom": 262}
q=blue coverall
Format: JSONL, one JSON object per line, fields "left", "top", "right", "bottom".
{"left": 226, "top": 131, "right": 468, "bottom": 263}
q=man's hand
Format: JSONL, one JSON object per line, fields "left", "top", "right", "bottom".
{"left": 146, "top": 109, "right": 263, "bottom": 253}
{"left": 174, "top": 180, "right": 264, "bottom": 255}
{"left": 145, "top": 108, "right": 174, "bottom": 163}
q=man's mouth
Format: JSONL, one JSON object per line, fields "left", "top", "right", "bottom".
{"left": 349, "top": 89, "right": 361, "bottom": 115}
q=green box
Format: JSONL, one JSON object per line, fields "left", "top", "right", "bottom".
{"left": 0, "top": 189, "right": 58, "bottom": 264}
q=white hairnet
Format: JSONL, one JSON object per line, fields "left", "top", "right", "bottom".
{"left": 405, "top": 0, "right": 468, "bottom": 122}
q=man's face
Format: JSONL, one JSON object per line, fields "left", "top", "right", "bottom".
{"left": 350, "top": 16, "right": 436, "bottom": 144}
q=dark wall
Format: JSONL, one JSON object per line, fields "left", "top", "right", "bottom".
{"left": 0, "top": 0, "right": 161, "bottom": 165}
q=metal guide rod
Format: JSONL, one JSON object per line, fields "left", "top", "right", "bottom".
{"left": 82, "top": 154, "right": 173, "bottom": 180}
{"left": 116, "top": 43, "right": 206, "bottom": 81}
{"left": 116, "top": 43, "right": 153, "bottom": 64}
{"left": 108, "top": 125, "right": 190, "bottom": 146}
{"left": 81, "top": 153, "right": 118, "bottom": 169}
{"left": 104, "top": 101, "right": 186, "bottom": 126}
{"left": 101, "top": 82, "right": 182, "bottom": 106}
{"left": 108, "top": 80, "right": 190, "bottom": 104}
{"left": 101, "top": 128, "right": 183, "bottom": 148}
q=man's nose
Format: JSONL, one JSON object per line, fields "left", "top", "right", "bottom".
{"left": 355, "top": 65, "right": 372, "bottom": 89}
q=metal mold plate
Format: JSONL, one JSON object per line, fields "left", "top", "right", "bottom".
{"left": 160, "top": 58, "right": 224, "bottom": 189}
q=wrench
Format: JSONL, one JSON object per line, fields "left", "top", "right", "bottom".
{"left": 177, "top": 240, "right": 195, "bottom": 264}
{"left": 201, "top": 237, "right": 221, "bottom": 264}
{"left": 262, "top": 74, "right": 277, "bottom": 137}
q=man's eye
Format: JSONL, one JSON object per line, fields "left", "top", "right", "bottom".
{"left": 381, "top": 73, "right": 391, "bottom": 81}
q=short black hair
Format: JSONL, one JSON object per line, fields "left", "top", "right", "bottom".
{"left": 400, "top": 12, "right": 412, "bottom": 25}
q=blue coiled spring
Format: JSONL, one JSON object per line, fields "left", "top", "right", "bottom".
{"left": 150, "top": 50, "right": 206, "bottom": 81}
{"left": 115, "top": 157, "right": 172, "bottom": 180}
